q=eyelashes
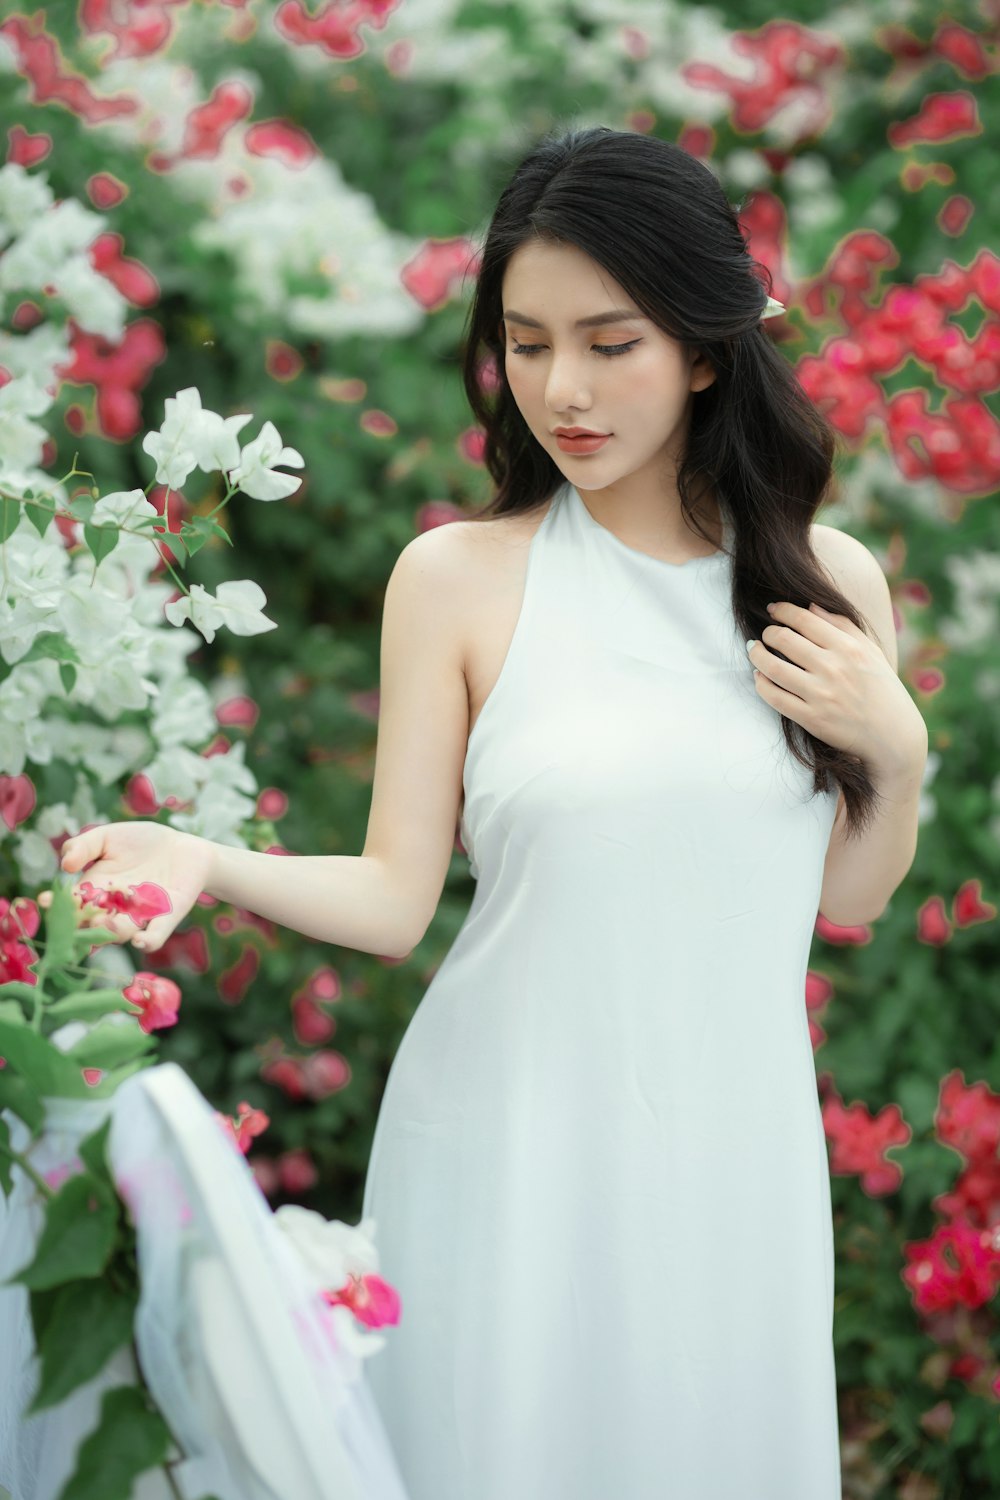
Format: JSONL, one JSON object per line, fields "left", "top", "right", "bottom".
{"left": 509, "top": 341, "right": 640, "bottom": 359}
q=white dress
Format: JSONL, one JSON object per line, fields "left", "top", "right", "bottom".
{"left": 360, "top": 478, "right": 843, "bottom": 1499}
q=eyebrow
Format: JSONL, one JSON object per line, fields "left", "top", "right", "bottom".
{"left": 502, "top": 308, "right": 646, "bottom": 329}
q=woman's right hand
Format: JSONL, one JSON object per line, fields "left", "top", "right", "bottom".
{"left": 37, "top": 820, "right": 216, "bottom": 953}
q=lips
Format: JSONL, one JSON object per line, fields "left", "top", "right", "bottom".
{"left": 552, "top": 428, "right": 608, "bottom": 437}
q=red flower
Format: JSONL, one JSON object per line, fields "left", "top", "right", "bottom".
{"left": 77, "top": 879, "right": 173, "bottom": 929}
{"left": 322, "top": 1271, "right": 401, "bottom": 1329}
{"left": 122, "top": 971, "right": 182, "bottom": 1033}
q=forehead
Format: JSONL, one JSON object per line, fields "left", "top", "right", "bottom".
{"left": 501, "top": 239, "right": 640, "bottom": 321}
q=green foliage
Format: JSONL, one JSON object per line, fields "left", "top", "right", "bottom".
{"left": 54, "top": 1385, "right": 173, "bottom": 1500}
{"left": 0, "top": 0, "right": 997, "bottom": 1494}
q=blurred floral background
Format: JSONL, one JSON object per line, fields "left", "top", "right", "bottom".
{"left": 0, "top": 1, "right": 997, "bottom": 1496}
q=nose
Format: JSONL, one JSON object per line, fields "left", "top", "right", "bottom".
{"left": 543, "top": 351, "right": 594, "bottom": 413}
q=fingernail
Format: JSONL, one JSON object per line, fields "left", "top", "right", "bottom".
{"left": 745, "top": 639, "right": 757, "bottom": 653}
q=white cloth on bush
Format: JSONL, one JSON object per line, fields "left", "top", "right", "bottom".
{"left": 0, "top": 1065, "right": 410, "bottom": 1500}
{"left": 359, "top": 480, "right": 843, "bottom": 1499}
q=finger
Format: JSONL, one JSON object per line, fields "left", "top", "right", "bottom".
{"left": 760, "top": 620, "right": 825, "bottom": 670}
{"left": 60, "top": 826, "right": 107, "bottom": 872}
{"left": 746, "top": 637, "right": 810, "bottom": 693}
{"left": 131, "top": 915, "right": 173, "bottom": 953}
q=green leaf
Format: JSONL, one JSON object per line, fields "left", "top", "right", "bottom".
{"left": 186, "top": 515, "right": 232, "bottom": 549}
{"left": 27, "top": 491, "right": 56, "bottom": 538}
{"left": 83, "top": 522, "right": 119, "bottom": 568}
{"left": 27, "top": 1275, "right": 138, "bottom": 1414}
{"left": 0, "top": 1069, "right": 45, "bottom": 1134}
{"left": 47, "top": 989, "right": 136, "bottom": 1023}
{"left": 18, "top": 631, "right": 82, "bottom": 668}
{"left": 0, "top": 1113, "right": 12, "bottom": 1197}
{"left": 73, "top": 927, "right": 122, "bottom": 955}
{"left": 0, "top": 999, "right": 27, "bottom": 1023}
{"left": 45, "top": 881, "right": 80, "bottom": 973}
{"left": 66, "top": 496, "right": 96, "bottom": 523}
{"left": 54, "top": 1384, "right": 172, "bottom": 1500}
{"left": 7, "top": 1172, "right": 118, "bottom": 1290}
{"left": 77, "top": 1116, "right": 112, "bottom": 1181}
{"left": 27, "top": 1284, "right": 61, "bottom": 1348}
{"left": 0, "top": 1020, "right": 91, "bottom": 1097}
{"left": 65, "top": 1016, "right": 156, "bottom": 1070}
{"left": 182, "top": 529, "right": 209, "bottom": 557}
{"left": 59, "top": 662, "right": 77, "bottom": 694}
{"left": 0, "top": 980, "right": 46, "bottom": 1005}
{"left": 1, "top": 494, "right": 21, "bottom": 543}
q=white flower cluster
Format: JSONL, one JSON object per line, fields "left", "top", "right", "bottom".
{"left": 0, "top": 164, "right": 302, "bottom": 886}
{"left": 95, "top": 50, "right": 424, "bottom": 341}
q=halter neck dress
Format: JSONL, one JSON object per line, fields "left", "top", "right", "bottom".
{"left": 360, "top": 478, "right": 843, "bottom": 1499}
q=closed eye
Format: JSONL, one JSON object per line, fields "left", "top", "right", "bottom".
{"left": 509, "top": 341, "right": 640, "bottom": 358}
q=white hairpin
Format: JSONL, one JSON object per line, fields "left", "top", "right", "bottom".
{"left": 760, "top": 295, "right": 786, "bottom": 321}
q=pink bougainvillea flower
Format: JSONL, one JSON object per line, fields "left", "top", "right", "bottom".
{"left": 291, "top": 995, "right": 335, "bottom": 1046}
{"left": 58, "top": 317, "right": 167, "bottom": 442}
{"left": 122, "top": 971, "right": 182, "bottom": 1033}
{"left": 917, "top": 894, "right": 952, "bottom": 945}
{"left": 274, "top": 0, "right": 403, "bottom": 59}
{"left": 902, "top": 1218, "right": 1000, "bottom": 1314}
{"left": 400, "top": 236, "right": 480, "bottom": 311}
{"left": 308, "top": 966, "right": 341, "bottom": 1002}
{"left": 278, "top": 1147, "right": 317, "bottom": 1194}
{"left": 264, "top": 341, "right": 303, "bottom": 382}
{"left": 79, "top": 0, "right": 178, "bottom": 61}
{"left": 245, "top": 119, "right": 317, "bottom": 169}
{"left": 0, "top": 897, "right": 39, "bottom": 944}
{"left": 322, "top": 1271, "right": 401, "bottom": 1329}
{"left": 123, "top": 772, "right": 163, "bottom": 816}
{"left": 300, "top": 1050, "right": 351, "bottom": 1101}
{"left": 5, "top": 123, "right": 52, "bottom": 166}
{"left": 359, "top": 409, "right": 396, "bottom": 438}
{"left": 0, "top": 899, "right": 41, "bottom": 986}
{"left": 0, "top": 13, "right": 138, "bottom": 122}
{"left": 821, "top": 1085, "right": 912, "bottom": 1195}
{"left": 144, "top": 924, "right": 210, "bottom": 975}
{"left": 86, "top": 172, "right": 128, "bottom": 209}
{"left": 415, "top": 499, "right": 464, "bottom": 533}
{"left": 0, "top": 775, "right": 37, "bottom": 831}
{"left": 77, "top": 879, "right": 173, "bottom": 929}
{"left": 256, "top": 787, "right": 288, "bottom": 820}
{"left": 457, "top": 426, "right": 485, "bottom": 465}
{"left": 261, "top": 1056, "right": 308, "bottom": 1102}
{"left": 952, "top": 878, "right": 996, "bottom": 928}
{"left": 217, "top": 943, "right": 260, "bottom": 1005}
{"left": 89, "top": 232, "right": 159, "bottom": 307}
{"left": 215, "top": 695, "right": 259, "bottom": 729}
{"left": 215, "top": 1099, "right": 270, "bottom": 1155}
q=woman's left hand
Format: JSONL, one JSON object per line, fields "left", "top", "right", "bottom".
{"left": 746, "top": 600, "right": 927, "bottom": 778}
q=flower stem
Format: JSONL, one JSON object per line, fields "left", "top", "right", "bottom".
{"left": 0, "top": 1138, "right": 54, "bottom": 1199}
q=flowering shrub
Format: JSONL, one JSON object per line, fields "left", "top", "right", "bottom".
{"left": 0, "top": 879, "right": 399, "bottom": 1496}
{"left": 0, "top": 2, "right": 998, "bottom": 1494}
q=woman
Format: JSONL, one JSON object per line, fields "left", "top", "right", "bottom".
{"left": 48, "top": 126, "right": 928, "bottom": 1498}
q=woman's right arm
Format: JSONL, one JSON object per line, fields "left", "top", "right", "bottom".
{"left": 49, "top": 523, "right": 475, "bottom": 962}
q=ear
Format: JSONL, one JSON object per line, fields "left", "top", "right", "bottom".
{"left": 690, "top": 347, "right": 717, "bottom": 392}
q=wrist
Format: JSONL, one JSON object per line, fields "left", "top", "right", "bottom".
{"left": 868, "top": 732, "right": 929, "bottom": 793}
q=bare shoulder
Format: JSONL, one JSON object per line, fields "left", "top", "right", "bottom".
{"left": 809, "top": 520, "right": 898, "bottom": 671}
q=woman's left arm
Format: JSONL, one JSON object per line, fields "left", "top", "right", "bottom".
{"left": 746, "top": 529, "right": 929, "bottom": 926}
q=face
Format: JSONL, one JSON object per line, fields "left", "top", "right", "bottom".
{"left": 499, "top": 238, "right": 716, "bottom": 494}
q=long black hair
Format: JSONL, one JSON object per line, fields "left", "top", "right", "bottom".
{"left": 459, "top": 123, "right": 882, "bottom": 844}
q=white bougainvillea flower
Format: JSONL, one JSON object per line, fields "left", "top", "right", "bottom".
{"left": 228, "top": 420, "right": 304, "bottom": 501}
{"left": 163, "top": 579, "right": 276, "bottom": 644}
{"left": 274, "top": 1204, "right": 381, "bottom": 1292}
{"left": 142, "top": 387, "right": 252, "bottom": 489}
